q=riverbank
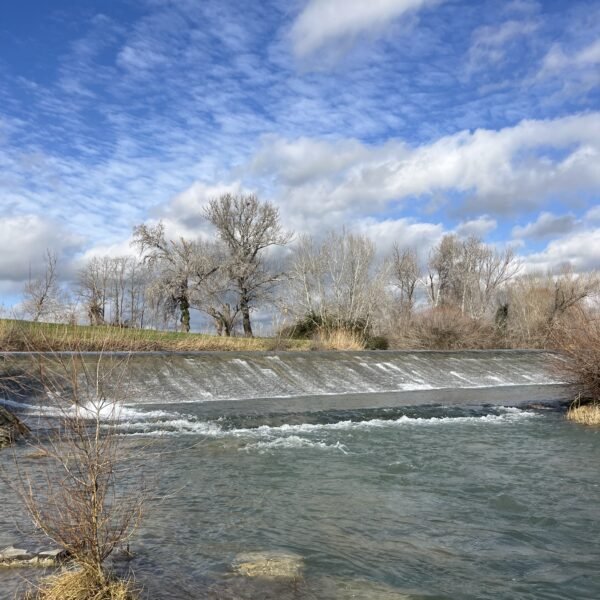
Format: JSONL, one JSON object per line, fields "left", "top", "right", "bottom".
{"left": 0, "top": 319, "right": 311, "bottom": 353}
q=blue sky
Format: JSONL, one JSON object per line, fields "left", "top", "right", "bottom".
{"left": 0, "top": 0, "right": 599, "bottom": 303}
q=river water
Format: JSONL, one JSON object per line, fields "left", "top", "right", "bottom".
{"left": 1, "top": 352, "right": 599, "bottom": 599}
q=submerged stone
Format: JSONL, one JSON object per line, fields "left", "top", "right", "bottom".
{"left": 318, "top": 577, "right": 415, "bottom": 599}
{"left": 232, "top": 551, "right": 304, "bottom": 579}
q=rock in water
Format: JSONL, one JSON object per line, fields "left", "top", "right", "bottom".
{"left": 0, "top": 546, "right": 70, "bottom": 568}
{"left": 232, "top": 551, "right": 304, "bottom": 580}
{"left": 0, "top": 547, "right": 32, "bottom": 562}
{"left": 0, "top": 406, "right": 29, "bottom": 449}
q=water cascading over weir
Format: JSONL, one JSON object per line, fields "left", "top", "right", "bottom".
{"left": 0, "top": 350, "right": 568, "bottom": 417}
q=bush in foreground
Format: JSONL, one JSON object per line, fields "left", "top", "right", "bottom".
{"left": 12, "top": 354, "right": 144, "bottom": 600}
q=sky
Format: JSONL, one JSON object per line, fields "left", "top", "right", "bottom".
{"left": 0, "top": 0, "right": 599, "bottom": 306}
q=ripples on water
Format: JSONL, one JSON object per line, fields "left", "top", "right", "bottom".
{"left": 1, "top": 400, "right": 599, "bottom": 599}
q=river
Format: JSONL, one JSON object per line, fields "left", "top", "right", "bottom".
{"left": 0, "top": 351, "right": 598, "bottom": 599}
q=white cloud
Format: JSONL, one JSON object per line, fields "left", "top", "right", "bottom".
{"left": 152, "top": 180, "right": 246, "bottom": 240}
{"left": 0, "top": 215, "right": 83, "bottom": 282}
{"left": 290, "top": 0, "right": 438, "bottom": 57}
{"left": 512, "top": 212, "right": 577, "bottom": 239}
{"left": 524, "top": 228, "right": 600, "bottom": 272}
{"left": 455, "top": 216, "right": 497, "bottom": 238}
{"left": 353, "top": 217, "right": 444, "bottom": 260}
{"left": 246, "top": 112, "right": 600, "bottom": 220}
{"left": 585, "top": 206, "right": 600, "bottom": 222}
{"left": 248, "top": 136, "right": 371, "bottom": 185}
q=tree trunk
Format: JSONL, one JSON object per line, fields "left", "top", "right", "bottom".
{"left": 180, "top": 295, "right": 191, "bottom": 333}
{"left": 223, "top": 320, "right": 232, "bottom": 337}
{"left": 240, "top": 292, "right": 253, "bottom": 337}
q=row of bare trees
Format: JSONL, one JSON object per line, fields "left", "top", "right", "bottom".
{"left": 20, "top": 193, "right": 600, "bottom": 346}
{"left": 22, "top": 194, "right": 291, "bottom": 336}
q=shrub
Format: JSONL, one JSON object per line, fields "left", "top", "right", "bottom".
{"left": 391, "top": 308, "right": 500, "bottom": 350}
{"left": 11, "top": 353, "right": 144, "bottom": 599}
{"left": 312, "top": 329, "right": 366, "bottom": 350}
{"left": 365, "top": 335, "right": 389, "bottom": 350}
{"left": 279, "top": 312, "right": 325, "bottom": 339}
{"left": 553, "top": 309, "right": 600, "bottom": 404}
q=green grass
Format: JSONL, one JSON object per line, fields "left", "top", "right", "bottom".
{"left": 0, "top": 319, "right": 312, "bottom": 352}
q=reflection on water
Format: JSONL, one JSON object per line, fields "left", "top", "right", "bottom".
{"left": 1, "top": 400, "right": 599, "bottom": 599}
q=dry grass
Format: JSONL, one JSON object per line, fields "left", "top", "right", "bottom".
{"left": 0, "top": 319, "right": 311, "bottom": 353}
{"left": 25, "top": 569, "right": 137, "bottom": 600}
{"left": 313, "top": 329, "right": 366, "bottom": 350}
{"left": 566, "top": 404, "right": 600, "bottom": 426}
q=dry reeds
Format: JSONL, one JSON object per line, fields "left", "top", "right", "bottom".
{"left": 26, "top": 568, "right": 137, "bottom": 600}
{"left": 313, "top": 329, "right": 366, "bottom": 351}
{"left": 566, "top": 404, "right": 600, "bottom": 426}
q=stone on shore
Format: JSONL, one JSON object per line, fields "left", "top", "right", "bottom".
{"left": 232, "top": 551, "right": 304, "bottom": 580}
{"left": 0, "top": 546, "right": 70, "bottom": 568}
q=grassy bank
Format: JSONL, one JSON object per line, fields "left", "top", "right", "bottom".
{"left": 0, "top": 319, "right": 312, "bottom": 352}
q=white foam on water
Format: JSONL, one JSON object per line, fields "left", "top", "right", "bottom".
{"left": 230, "top": 358, "right": 253, "bottom": 370}
{"left": 228, "top": 408, "right": 536, "bottom": 437}
{"left": 113, "top": 418, "right": 223, "bottom": 436}
{"left": 3, "top": 394, "right": 538, "bottom": 442}
{"left": 449, "top": 371, "right": 474, "bottom": 383}
{"left": 242, "top": 436, "right": 349, "bottom": 453}
{"left": 113, "top": 406, "right": 537, "bottom": 439}
{"left": 1, "top": 396, "right": 177, "bottom": 422}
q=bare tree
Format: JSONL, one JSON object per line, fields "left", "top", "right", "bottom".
{"left": 505, "top": 267, "right": 600, "bottom": 346}
{"left": 427, "top": 235, "right": 461, "bottom": 308}
{"left": 289, "top": 230, "right": 387, "bottom": 335}
{"left": 390, "top": 245, "right": 420, "bottom": 317}
{"left": 123, "top": 258, "right": 151, "bottom": 328}
{"left": 204, "top": 193, "right": 292, "bottom": 337}
{"left": 22, "top": 250, "right": 65, "bottom": 322}
{"left": 427, "top": 235, "right": 519, "bottom": 318}
{"left": 78, "top": 257, "right": 111, "bottom": 326}
{"left": 132, "top": 223, "right": 217, "bottom": 332}
{"left": 188, "top": 242, "right": 240, "bottom": 336}
{"left": 10, "top": 353, "right": 143, "bottom": 598}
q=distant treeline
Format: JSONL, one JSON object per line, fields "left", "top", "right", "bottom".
{"left": 18, "top": 193, "right": 600, "bottom": 351}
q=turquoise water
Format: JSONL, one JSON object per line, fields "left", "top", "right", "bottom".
{"left": 0, "top": 348, "right": 596, "bottom": 599}
{"left": 3, "top": 399, "right": 597, "bottom": 599}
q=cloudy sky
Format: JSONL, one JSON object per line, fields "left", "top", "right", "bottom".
{"left": 0, "top": 0, "right": 599, "bottom": 304}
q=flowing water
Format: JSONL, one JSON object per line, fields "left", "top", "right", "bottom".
{"left": 1, "top": 351, "right": 599, "bottom": 599}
